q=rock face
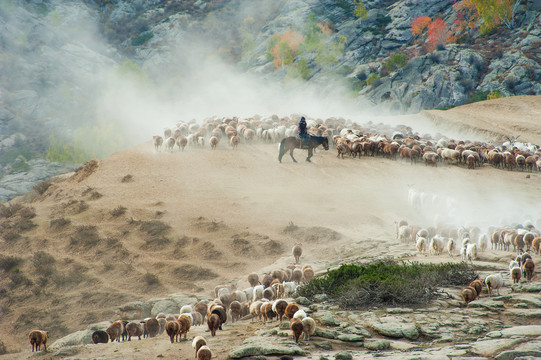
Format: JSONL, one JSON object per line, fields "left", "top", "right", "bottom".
{"left": 228, "top": 336, "right": 306, "bottom": 359}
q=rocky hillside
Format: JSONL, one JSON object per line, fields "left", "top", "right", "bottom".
{"left": 0, "top": 0, "right": 540, "bottom": 201}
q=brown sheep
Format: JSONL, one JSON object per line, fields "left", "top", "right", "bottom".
{"left": 153, "top": 136, "right": 163, "bottom": 152}
{"left": 247, "top": 272, "right": 259, "bottom": 287}
{"left": 209, "top": 304, "right": 227, "bottom": 330}
{"left": 292, "top": 243, "right": 302, "bottom": 264}
{"left": 532, "top": 237, "right": 541, "bottom": 255}
{"left": 197, "top": 345, "right": 212, "bottom": 360}
{"left": 273, "top": 299, "right": 288, "bottom": 322}
{"left": 126, "top": 322, "right": 144, "bottom": 341}
{"left": 461, "top": 286, "right": 477, "bottom": 305}
{"left": 525, "top": 155, "right": 537, "bottom": 172}
{"left": 229, "top": 301, "right": 243, "bottom": 323}
{"left": 285, "top": 303, "right": 300, "bottom": 320}
{"left": 230, "top": 135, "right": 240, "bottom": 150}
{"left": 336, "top": 143, "right": 350, "bottom": 159}
{"left": 176, "top": 136, "right": 188, "bottom": 151}
{"left": 290, "top": 318, "right": 304, "bottom": 343}
{"left": 466, "top": 154, "right": 475, "bottom": 169}
{"left": 261, "top": 273, "right": 273, "bottom": 288}
{"left": 178, "top": 315, "right": 191, "bottom": 340}
{"left": 513, "top": 233, "right": 525, "bottom": 253}
{"left": 106, "top": 320, "right": 124, "bottom": 343}
{"left": 511, "top": 266, "right": 522, "bottom": 283}
{"left": 523, "top": 259, "right": 535, "bottom": 281}
{"left": 291, "top": 268, "right": 303, "bottom": 284}
{"left": 29, "top": 330, "right": 48, "bottom": 352}
{"left": 302, "top": 265, "right": 315, "bottom": 282}
{"left": 261, "top": 302, "right": 276, "bottom": 322}
{"left": 165, "top": 320, "right": 180, "bottom": 343}
{"left": 263, "top": 287, "right": 275, "bottom": 301}
{"left": 192, "top": 336, "right": 207, "bottom": 359}
{"left": 469, "top": 279, "right": 483, "bottom": 299}
{"left": 209, "top": 136, "right": 219, "bottom": 150}
{"left": 92, "top": 330, "right": 109, "bottom": 344}
{"left": 194, "top": 301, "right": 208, "bottom": 322}
{"left": 145, "top": 318, "right": 159, "bottom": 338}
{"left": 191, "top": 311, "right": 204, "bottom": 326}
{"left": 523, "top": 232, "right": 535, "bottom": 251}
{"left": 207, "top": 314, "right": 220, "bottom": 337}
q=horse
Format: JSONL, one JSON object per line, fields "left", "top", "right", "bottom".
{"left": 278, "top": 135, "right": 329, "bottom": 163}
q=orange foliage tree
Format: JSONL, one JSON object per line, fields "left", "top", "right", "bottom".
{"left": 453, "top": 0, "right": 478, "bottom": 37}
{"left": 411, "top": 16, "right": 432, "bottom": 38}
{"left": 427, "top": 18, "right": 455, "bottom": 50}
{"left": 268, "top": 30, "right": 304, "bottom": 69}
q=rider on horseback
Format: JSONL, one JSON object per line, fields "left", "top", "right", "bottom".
{"left": 298, "top": 116, "right": 308, "bottom": 148}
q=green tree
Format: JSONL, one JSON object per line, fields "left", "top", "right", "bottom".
{"left": 354, "top": 0, "right": 368, "bottom": 19}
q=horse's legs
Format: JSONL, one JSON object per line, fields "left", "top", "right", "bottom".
{"left": 306, "top": 148, "right": 312, "bottom": 162}
{"left": 289, "top": 149, "right": 297, "bottom": 163}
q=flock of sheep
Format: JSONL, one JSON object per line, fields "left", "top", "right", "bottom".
{"left": 151, "top": 114, "right": 541, "bottom": 173}
{"left": 396, "top": 219, "right": 538, "bottom": 305}
{"left": 28, "top": 244, "right": 318, "bottom": 357}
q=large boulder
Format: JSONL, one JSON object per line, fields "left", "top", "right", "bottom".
{"left": 228, "top": 336, "right": 306, "bottom": 358}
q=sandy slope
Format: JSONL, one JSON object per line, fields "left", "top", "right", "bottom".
{"left": 0, "top": 95, "right": 540, "bottom": 357}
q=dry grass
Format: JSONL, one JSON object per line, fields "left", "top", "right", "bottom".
{"left": 121, "top": 174, "right": 134, "bottom": 183}
{"left": 111, "top": 205, "right": 127, "bottom": 217}
{"left": 70, "top": 225, "right": 101, "bottom": 248}
{"left": 50, "top": 217, "right": 71, "bottom": 230}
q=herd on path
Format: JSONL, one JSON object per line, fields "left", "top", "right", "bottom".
{"left": 152, "top": 114, "right": 541, "bottom": 172}
{"left": 29, "top": 114, "right": 540, "bottom": 355}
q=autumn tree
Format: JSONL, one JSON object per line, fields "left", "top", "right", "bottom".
{"left": 267, "top": 30, "right": 304, "bottom": 69}
{"left": 411, "top": 16, "right": 432, "bottom": 38}
{"left": 427, "top": 18, "right": 455, "bottom": 50}
{"left": 454, "top": 0, "right": 522, "bottom": 35}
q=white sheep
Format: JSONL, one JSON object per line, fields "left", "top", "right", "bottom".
{"left": 466, "top": 243, "right": 478, "bottom": 263}
{"left": 416, "top": 237, "right": 427, "bottom": 254}
{"left": 252, "top": 285, "right": 264, "bottom": 302}
{"left": 509, "top": 260, "right": 520, "bottom": 271}
{"left": 478, "top": 233, "right": 488, "bottom": 252}
{"left": 398, "top": 225, "right": 412, "bottom": 243}
{"left": 283, "top": 281, "right": 297, "bottom": 297}
{"left": 301, "top": 317, "right": 316, "bottom": 340}
{"left": 293, "top": 309, "right": 307, "bottom": 320}
{"left": 485, "top": 273, "right": 504, "bottom": 296}
{"left": 429, "top": 236, "right": 444, "bottom": 255}
{"left": 180, "top": 305, "right": 193, "bottom": 314}
{"left": 460, "top": 245, "right": 467, "bottom": 261}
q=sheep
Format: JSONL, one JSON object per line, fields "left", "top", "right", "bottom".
{"left": 478, "top": 233, "right": 488, "bottom": 252}
{"left": 290, "top": 318, "right": 304, "bottom": 343}
{"left": 180, "top": 305, "right": 193, "bottom": 314}
{"left": 533, "top": 237, "right": 541, "bottom": 255}
{"left": 291, "top": 269, "right": 303, "bottom": 284}
{"left": 207, "top": 314, "right": 220, "bottom": 336}
{"left": 302, "top": 265, "right": 315, "bottom": 282}
{"left": 165, "top": 137, "right": 176, "bottom": 152}
{"left": 509, "top": 260, "right": 520, "bottom": 271}
{"left": 126, "top": 321, "right": 144, "bottom": 341}
{"left": 466, "top": 154, "right": 476, "bottom": 169}
{"left": 230, "top": 135, "right": 240, "bottom": 150}
{"left": 182, "top": 312, "right": 194, "bottom": 326}
{"left": 447, "top": 238, "right": 456, "bottom": 257}
{"left": 272, "top": 299, "right": 288, "bottom": 322}
{"left": 429, "top": 236, "right": 444, "bottom": 255}
{"left": 145, "top": 318, "right": 159, "bottom": 338}
{"left": 191, "top": 311, "right": 203, "bottom": 326}
{"left": 523, "top": 232, "right": 535, "bottom": 250}
{"left": 292, "top": 243, "right": 303, "bottom": 264}
{"left": 510, "top": 266, "right": 522, "bottom": 283}
{"left": 469, "top": 279, "right": 483, "bottom": 299}
{"left": 284, "top": 281, "right": 297, "bottom": 297}
{"left": 192, "top": 336, "right": 207, "bottom": 359}
{"left": 178, "top": 314, "right": 191, "bottom": 340}
{"left": 272, "top": 282, "right": 285, "bottom": 299}
{"left": 194, "top": 301, "right": 208, "bottom": 322}
{"left": 176, "top": 136, "right": 188, "bottom": 151}
{"left": 158, "top": 318, "right": 166, "bottom": 335}
{"left": 523, "top": 259, "right": 535, "bottom": 281}
{"left": 106, "top": 320, "right": 124, "bottom": 343}
{"left": 197, "top": 345, "right": 212, "bottom": 360}
{"left": 153, "top": 136, "right": 163, "bottom": 152}
{"left": 261, "top": 301, "right": 276, "bottom": 322}
{"left": 208, "top": 304, "right": 227, "bottom": 330}
{"left": 247, "top": 273, "right": 259, "bottom": 287}
{"left": 466, "top": 243, "right": 478, "bottom": 263}
{"left": 92, "top": 330, "right": 109, "bottom": 344}
{"left": 398, "top": 225, "right": 412, "bottom": 243}
{"left": 261, "top": 273, "right": 273, "bottom": 288}
{"left": 29, "top": 330, "right": 48, "bottom": 352}
{"left": 302, "top": 317, "right": 316, "bottom": 340}
{"left": 461, "top": 286, "right": 477, "bottom": 305}
{"left": 209, "top": 136, "right": 219, "bottom": 150}
{"left": 293, "top": 309, "right": 307, "bottom": 320}
{"left": 165, "top": 320, "right": 180, "bottom": 343}
{"left": 416, "top": 228, "right": 429, "bottom": 240}
{"left": 514, "top": 233, "right": 525, "bottom": 253}
{"left": 249, "top": 301, "right": 264, "bottom": 321}
{"left": 263, "top": 287, "right": 275, "bottom": 301}
{"left": 285, "top": 303, "right": 300, "bottom": 320}
{"left": 485, "top": 273, "right": 504, "bottom": 296}
{"left": 416, "top": 236, "right": 427, "bottom": 254}
{"left": 229, "top": 301, "right": 243, "bottom": 323}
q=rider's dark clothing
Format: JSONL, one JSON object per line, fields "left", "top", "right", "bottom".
{"left": 298, "top": 118, "right": 308, "bottom": 147}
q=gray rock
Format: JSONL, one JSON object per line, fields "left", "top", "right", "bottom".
{"left": 117, "top": 301, "right": 151, "bottom": 319}
{"left": 314, "top": 311, "right": 341, "bottom": 327}
{"left": 470, "top": 338, "right": 525, "bottom": 357}
{"left": 295, "top": 296, "right": 311, "bottom": 306}
{"left": 151, "top": 299, "right": 179, "bottom": 317}
{"left": 334, "top": 352, "right": 353, "bottom": 360}
{"left": 495, "top": 351, "right": 541, "bottom": 360}
{"left": 228, "top": 336, "right": 306, "bottom": 358}
{"left": 313, "top": 294, "right": 329, "bottom": 302}
{"left": 314, "top": 341, "right": 333, "bottom": 350}
{"left": 53, "top": 347, "right": 80, "bottom": 356}
{"left": 88, "top": 321, "right": 112, "bottom": 331}
{"left": 338, "top": 334, "right": 364, "bottom": 342}
{"left": 314, "top": 327, "right": 339, "bottom": 339}
{"left": 50, "top": 330, "right": 93, "bottom": 349}
{"left": 499, "top": 325, "right": 541, "bottom": 337}
{"left": 370, "top": 321, "right": 419, "bottom": 340}
{"left": 364, "top": 339, "right": 391, "bottom": 350}
{"left": 0, "top": 107, "right": 15, "bottom": 122}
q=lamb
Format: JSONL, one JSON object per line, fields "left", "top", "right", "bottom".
{"left": 523, "top": 258, "right": 535, "bottom": 281}
{"left": 292, "top": 243, "right": 303, "bottom": 264}
{"left": 290, "top": 318, "right": 304, "bottom": 343}
{"left": 207, "top": 314, "right": 220, "bottom": 336}
{"left": 469, "top": 279, "right": 483, "bottom": 299}
{"left": 92, "top": 330, "right": 109, "bottom": 344}
{"left": 165, "top": 320, "right": 180, "bottom": 343}
{"left": 302, "top": 317, "right": 316, "bottom": 340}
{"left": 106, "top": 320, "right": 124, "bottom": 342}
{"left": 247, "top": 272, "right": 259, "bottom": 287}
{"left": 293, "top": 309, "right": 307, "bottom": 320}
{"left": 285, "top": 303, "right": 300, "bottom": 320}
{"left": 197, "top": 345, "right": 212, "bottom": 360}
{"left": 144, "top": 318, "right": 159, "bottom": 338}
{"left": 126, "top": 321, "right": 144, "bottom": 341}
{"left": 461, "top": 286, "right": 477, "bottom": 305}
{"left": 272, "top": 299, "right": 288, "bottom": 322}
{"left": 29, "top": 330, "right": 48, "bottom": 352}
{"left": 192, "top": 336, "right": 207, "bottom": 359}
{"left": 302, "top": 265, "right": 315, "bottom": 282}
{"left": 510, "top": 266, "right": 522, "bottom": 283}
{"left": 485, "top": 273, "right": 504, "bottom": 296}
{"left": 153, "top": 136, "right": 163, "bottom": 152}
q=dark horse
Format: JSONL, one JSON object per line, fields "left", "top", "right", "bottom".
{"left": 278, "top": 135, "right": 329, "bottom": 163}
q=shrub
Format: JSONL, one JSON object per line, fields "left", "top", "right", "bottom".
{"left": 296, "top": 261, "right": 478, "bottom": 309}
{"left": 9, "top": 269, "right": 33, "bottom": 288}
{"left": 32, "top": 180, "right": 52, "bottom": 195}
{"left": 32, "top": 251, "right": 56, "bottom": 276}
{"left": 131, "top": 31, "right": 153, "bottom": 46}
{"left": 121, "top": 174, "right": 133, "bottom": 183}
{"left": 50, "top": 218, "right": 71, "bottom": 230}
{"left": 141, "top": 236, "right": 171, "bottom": 250}
{"left": 487, "top": 89, "right": 503, "bottom": 100}
{"left": 0, "top": 255, "right": 23, "bottom": 272}
{"left": 467, "top": 90, "right": 490, "bottom": 103}
{"left": 138, "top": 220, "right": 171, "bottom": 237}
{"left": 0, "top": 203, "right": 24, "bottom": 218}
{"left": 143, "top": 272, "right": 160, "bottom": 287}
{"left": 366, "top": 73, "right": 381, "bottom": 87}
{"left": 111, "top": 206, "right": 127, "bottom": 217}
{"left": 70, "top": 225, "right": 101, "bottom": 247}
{"left": 385, "top": 53, "right": 407, "bottom": 72}
{"left": 283, "top": 221, "right": 299, "bottom": 233}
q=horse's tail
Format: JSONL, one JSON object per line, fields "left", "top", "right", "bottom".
{"left": 278, "top": 138, "right": 286, "bottom": 163}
